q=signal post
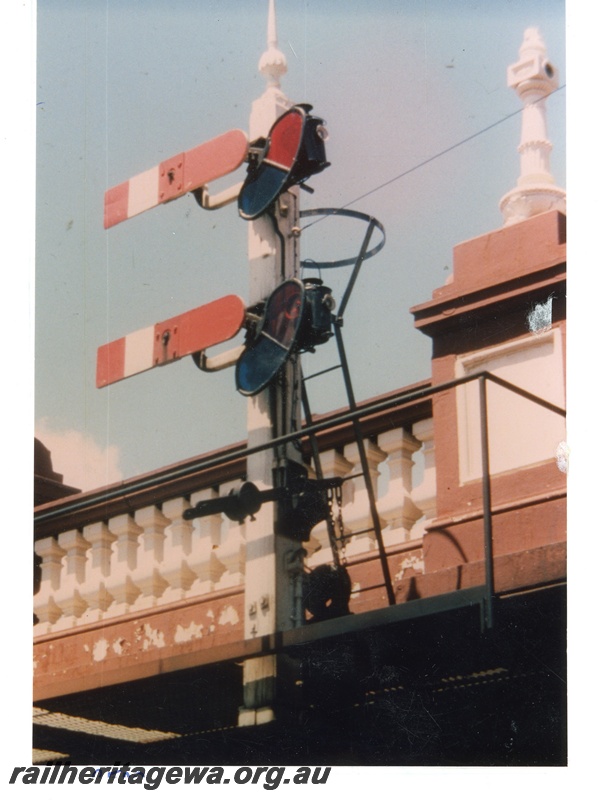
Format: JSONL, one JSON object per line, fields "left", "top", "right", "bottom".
{"left": 99, "top": 0, "right": 328, "bottom": 729}
{"left": 239, "top": 1, "right": 304, "bottom": 726}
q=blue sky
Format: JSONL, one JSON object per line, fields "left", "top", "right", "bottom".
{"left": 31, "top": 0, "right": 566, "bottom": 489}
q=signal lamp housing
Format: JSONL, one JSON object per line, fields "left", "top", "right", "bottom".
{"left": 299, "top": 277, "right": 335, "bottom": 351}
{"left": 238, "top": 104, "right": 330, "bottom": 221}
{"left": 235, "top": 278, "right": 335, "bottom": 396}
{"left": 236, "top": 279, "right": 306, "bottom": 396}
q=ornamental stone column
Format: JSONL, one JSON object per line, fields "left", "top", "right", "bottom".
{"left": 499, "top": 28, "right": 565, "bottom": 225}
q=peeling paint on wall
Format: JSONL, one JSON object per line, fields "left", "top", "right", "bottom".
{"left": 528, "top": 295, "right": 554, "bottom": 334}
{"left": 218, "top": 605, "right": 240, "bottom": 626}
{"left": 174, "top": 621, "right": 204, "bottom": 643}
{"left": 395, "top": 554, "right": 425, "bottom": 581}
{"left": 92, "top": 638, "right": 109, "bottom": 662}
{"left": 112, "top": 637, "right": 130, "bottom": 655}
{"left": 135, "top": 623, "right": 166, "bottom": 651}
{"left": 206, "top": 608, "right": 216, "bottom": 633}
{"left": 556, "top": 441, "right": 569, "bottom": 473}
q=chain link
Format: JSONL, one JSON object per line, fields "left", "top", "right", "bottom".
{"left": 326, "top": 482, "right": 348, "bottom": 566}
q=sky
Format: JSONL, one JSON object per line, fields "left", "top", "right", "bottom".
{"left": 30, "top": 0, "right": 568, "bottom": 492}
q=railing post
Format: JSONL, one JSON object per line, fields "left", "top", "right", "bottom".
{"left": 53, "top": 530, "right": 89, "bottom": 627}
{"left": 377, "top": 427, "right": 421, "bottom": 545}
{"left": 161, "top": 497, "right": 197, "bottom": 601}
{"left": 34, "top": 537, "right": 66, "bottom": 630}
{"left": 80, "top": 521, "right": 116, "bottom": 622}
{"left": 411, "top": 417, "right": 437, "bottom": 539}
{"left": 478, "top": 375, "right": 495, "bottom": 630}
{"left": 104, "top": 514, "right": 142, "bottom": 617}
{"left": 187, "top": 488, "right": 226, "bottom": 594}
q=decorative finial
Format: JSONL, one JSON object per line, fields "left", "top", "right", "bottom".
{"left": 499, "top": 28, "right": 565, "bottom": 226}
{"left": 258, "top": 0, "right": 287, "bottom": 88}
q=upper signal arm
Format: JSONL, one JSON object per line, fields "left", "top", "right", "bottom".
{"left": 104, "top": 129, "right": 248, "bottom": 228}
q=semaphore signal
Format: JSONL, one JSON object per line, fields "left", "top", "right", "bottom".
{"left": 96, "top": 295, "right": 246, "bottom": 388}
{"left": 98, "top": 2, "right": 394, "bottom": 680}
{"left": 98, "top": 103, "right": 331, "bottom": 392}
{"left": 104, "top": 129, "right": 249, "bottom": 229}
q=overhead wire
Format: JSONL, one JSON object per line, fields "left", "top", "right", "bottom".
{"left": 300, "top": 84, "right": 566, "bottom": 232}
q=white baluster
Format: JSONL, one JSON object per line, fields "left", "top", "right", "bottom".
{"left": 215, "top": 480, "right": 246, "bottom": 589}
{"left": 188, "top": 487, "right": 226, "bottom": 595}
{"left": 377, "top": 428, "right": 422, "bottom": 546}
{"left": 34, "top": 537, "right": 66, "bottom": 633}
{"left": 411, "top": 418, "right": 437, "bottom": 539}
{"left": 130, "top": 505, "right": 170, "bottom": 610}
{"left": 80, "top": 522, "right": 116, "bottom": 623}
{"left": 160, "top": 496, "right": 197, "bottom": 603}
{"left": 104, "top": 513, "right": 142, "bottom": 617}
{"left": 52, "top": 530, "right": 89, "bottom": 629}
{"left": 342, "top": 440, "right": 386, "bottom": 556}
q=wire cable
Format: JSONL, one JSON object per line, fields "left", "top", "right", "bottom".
{"left": 301, "top": 84, "right": 566, "bottom": 232}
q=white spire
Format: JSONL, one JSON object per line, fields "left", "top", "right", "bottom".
{"left": 258, "top": 0, "right": 287, "bottom": 89}
{"left": 499, "top": 28, "right": 566, "bottom": 226}
{"left": 249, "top": 0, "right": 291, "bottom": 141}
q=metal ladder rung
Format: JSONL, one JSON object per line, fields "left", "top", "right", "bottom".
{"left": 302, "top": 364, "right": 342, "bottom": 382}
{"left": 349, "top": 582, "right": 390, "bottom": 595}
{"left": 337, "top": 527, "right": 375, "bottom": 540}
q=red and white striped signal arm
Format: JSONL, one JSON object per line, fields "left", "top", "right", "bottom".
{"left": 104, "top": 129, "right": 249, "bottom": 229}
{"left": 96, "top": 295, "right": 246, "bottom": 388}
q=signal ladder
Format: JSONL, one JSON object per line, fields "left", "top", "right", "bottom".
{"left": 298, "top": 208, "right": 396, "bottom": 608}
